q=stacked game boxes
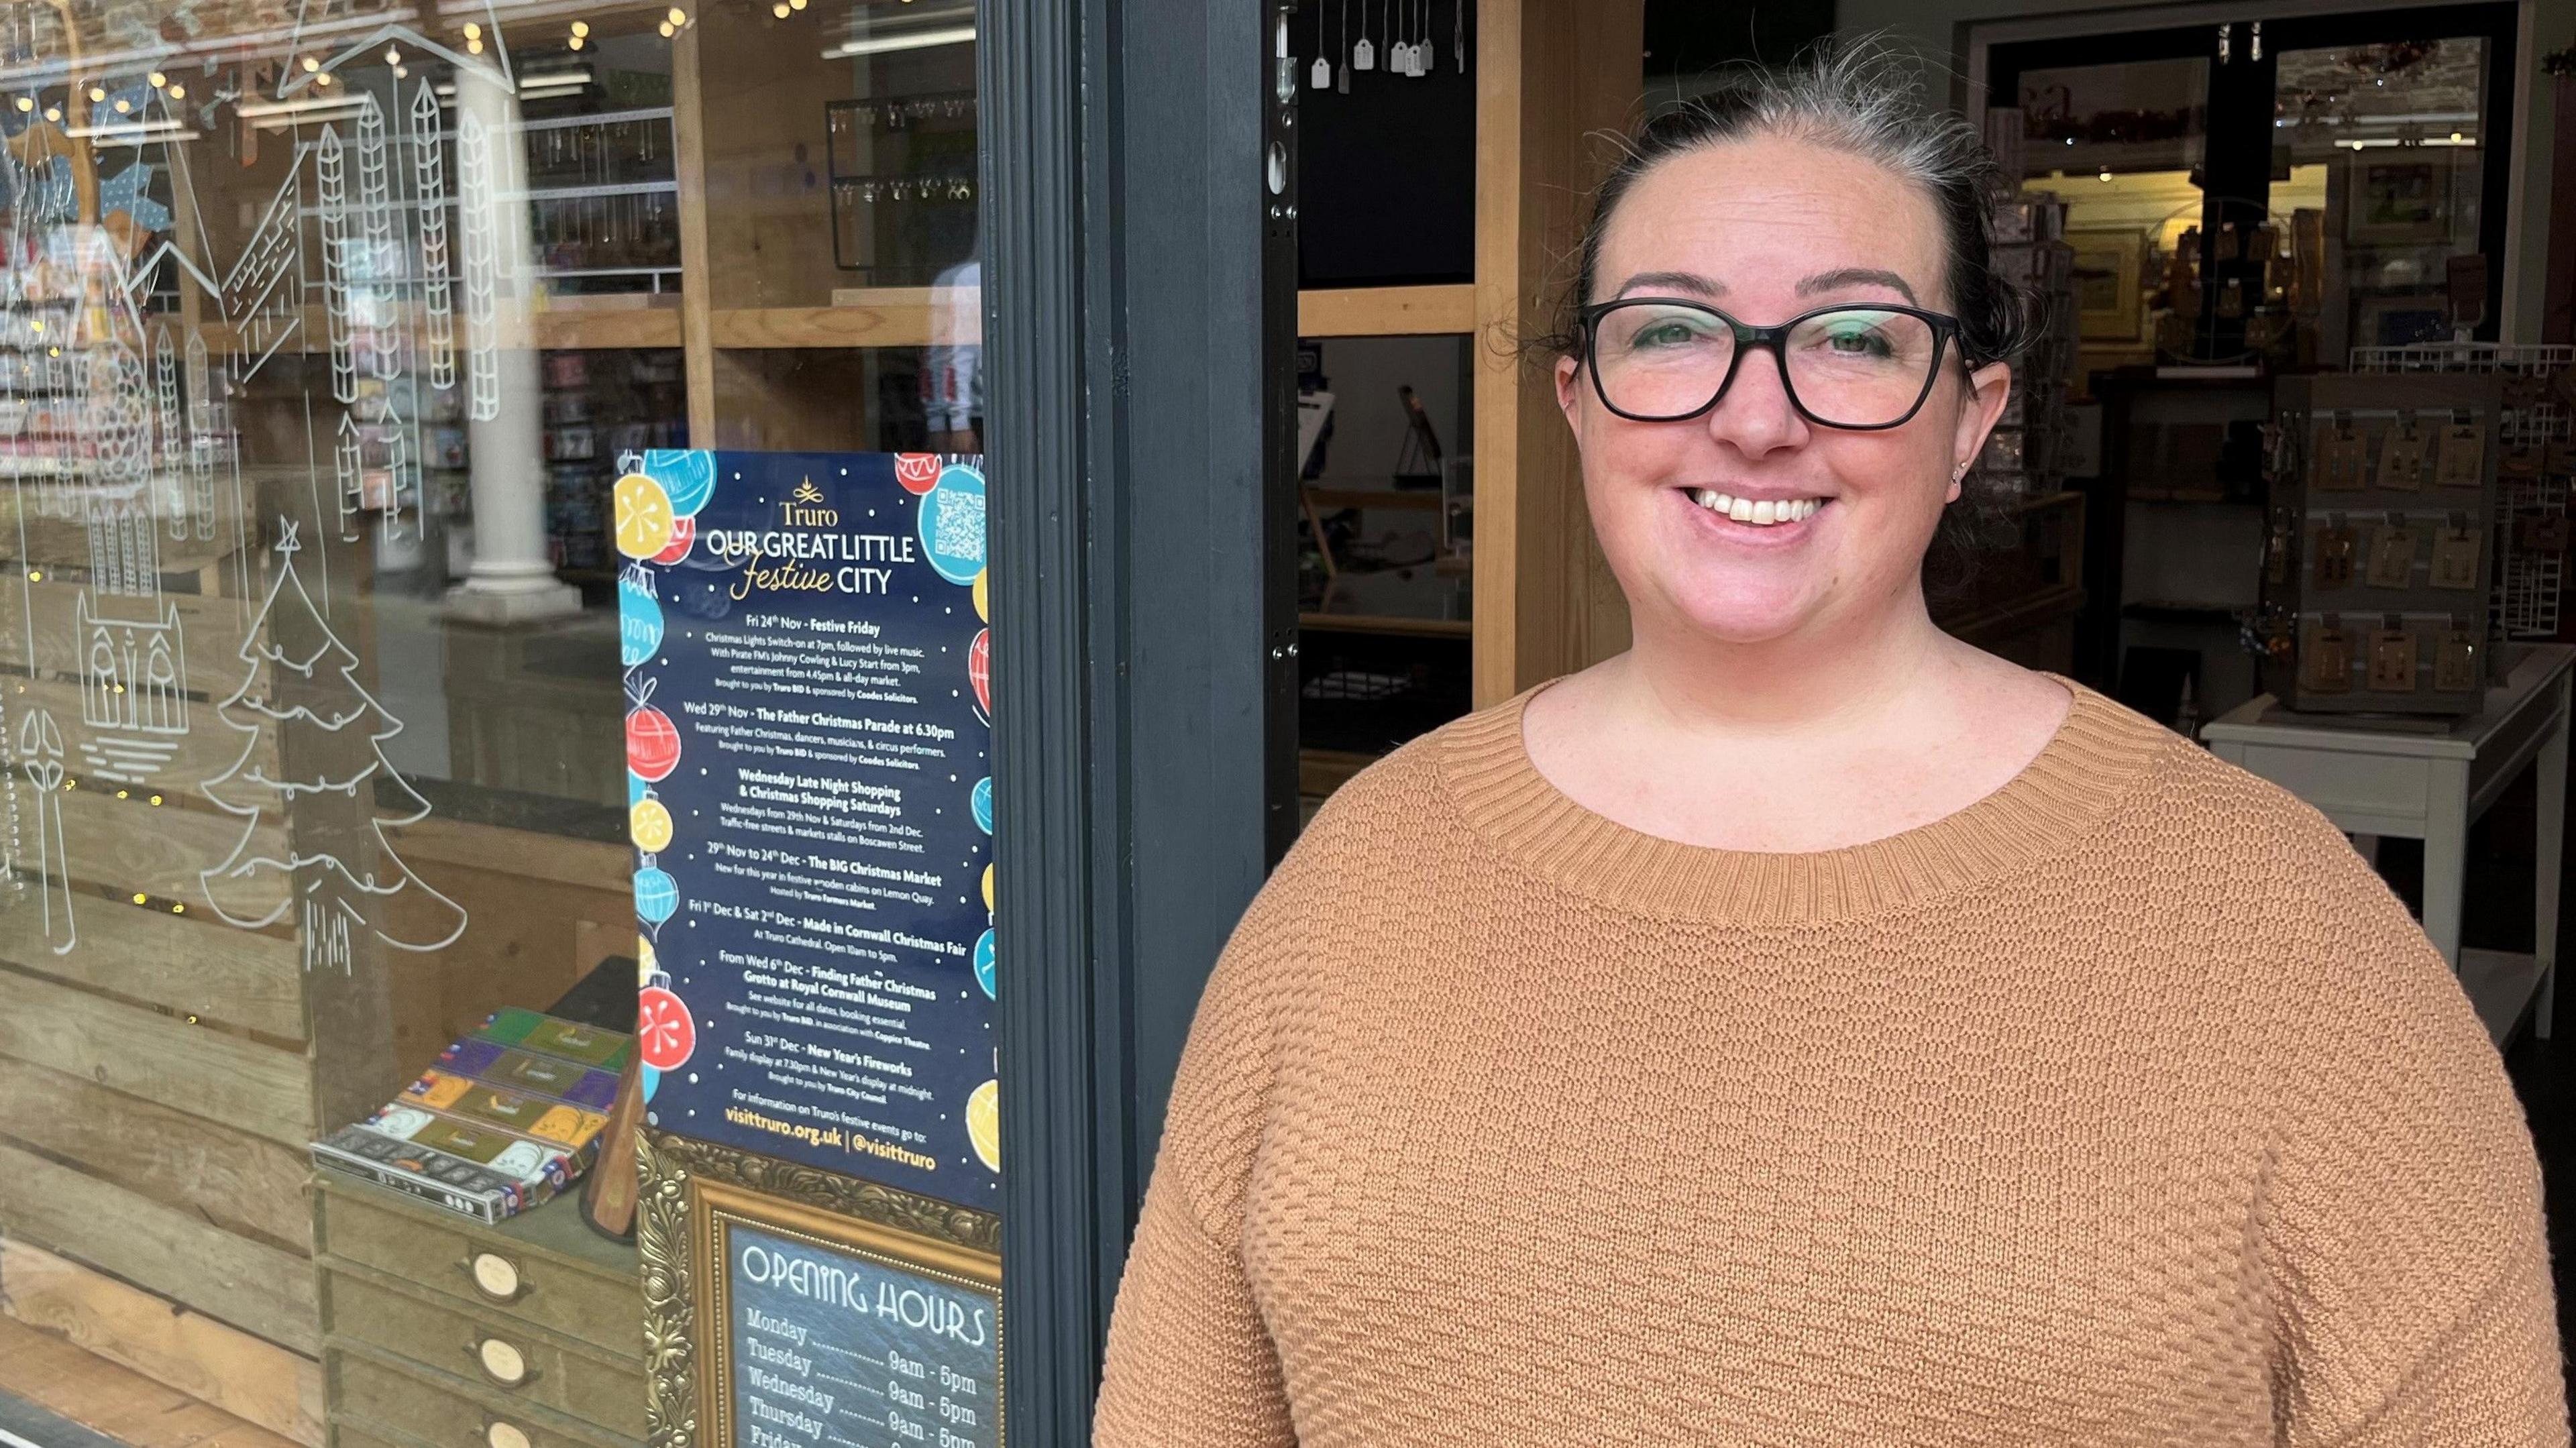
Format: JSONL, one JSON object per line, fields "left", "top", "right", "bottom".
{"left": 310, "top": 1008, "right": 632, "bottom": 1223}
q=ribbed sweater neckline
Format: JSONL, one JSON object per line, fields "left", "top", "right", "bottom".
{"left": 1435, "top": 676, "right": 2171, "bottom": 926}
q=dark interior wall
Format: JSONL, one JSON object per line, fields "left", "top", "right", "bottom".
{"left": 1294, "top": 0, "right": 1479, "bottom": 287}
{"left": 1645, "top": 0, "right": 1839, "bottom": 79}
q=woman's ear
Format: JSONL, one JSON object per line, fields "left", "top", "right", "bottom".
{"left": 1949, "top": 359, "right": 2013, "bottom": 497}
{"left": 1555, "top": 353, "right": 1584, "bottom": 437}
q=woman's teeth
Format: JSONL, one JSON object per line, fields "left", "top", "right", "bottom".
{"left": 1688, "top": 490, "right": 1823, "bottom": 526}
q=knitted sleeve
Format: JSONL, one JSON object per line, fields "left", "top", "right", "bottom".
{"left": 1093, "top": 890, "right": 1298, "bottom": 1447}
{"left": 2263, "top": 821, "right": 2569, "bottom": 1448}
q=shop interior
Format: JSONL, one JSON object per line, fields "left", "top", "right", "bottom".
{"left": 0, "top": 1, "right": 2573, "bottom": 1447}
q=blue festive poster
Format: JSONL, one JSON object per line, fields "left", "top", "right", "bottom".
{"left": 616, "top": 450, "right": 996, "bottom": 1209}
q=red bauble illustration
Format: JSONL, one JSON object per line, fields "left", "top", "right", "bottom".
{"left": 627, "top": 706, "right": 682, "bottom": 781}
{"left": 652, "top": 514, "right": 695, "bottom": 564}
{"left": 895, "top": 453, "right": 941, "bottom": 495}
{"left": 968, "top": 629, "right": 990, "bottom": 714}
{"left": 637, "top": 985, "right": 696, "bottom": 1070}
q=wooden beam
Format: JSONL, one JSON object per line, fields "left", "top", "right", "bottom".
{"left": 0, "top": 1239, "right": 324, "bottom": 1448}
{"left": 1470, "top": 0, "right": 1644, "bottom": 706}
{"left": 674, "top": 23, "right": 717, "bottom": 443}
{"left": 0, "top": 1144, "right": 319, "bottom": 1353}
{"left": 1297, "top": 284, "right": 1477, "bottom": 337}
{"left": 0, "top": 970, "right": 313, "bottom": 1148}
{"left": 706, "top": 298, "right": 961, "bottom": 350}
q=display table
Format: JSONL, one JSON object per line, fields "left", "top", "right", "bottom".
{"left": 2200, "top": 643, "right": 2574, "bottom": 1044}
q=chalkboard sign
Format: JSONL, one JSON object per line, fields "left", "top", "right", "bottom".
{"left": 704, "top": 1184, "right": 1000, "bottom": 1448}
{"left": 616, "top": 450, "right": 996, "bottom": 1209}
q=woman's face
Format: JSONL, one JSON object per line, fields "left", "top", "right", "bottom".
{"left": 1554, "top": 135, "right": 2013, "bottom": 648}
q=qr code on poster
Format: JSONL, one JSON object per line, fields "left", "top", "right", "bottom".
{"left": 936, "top": 486, "right": 985, "bottom": 565}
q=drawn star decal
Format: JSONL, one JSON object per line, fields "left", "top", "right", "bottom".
{"left": 97, "top": 161, "right": 172, "bottom": 234}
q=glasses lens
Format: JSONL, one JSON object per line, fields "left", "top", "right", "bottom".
{"left": 1783, "top": 307, "right": 1940, "bottom": 427}
{"left": 1591, "top": 302, "right": 1736, "bottom": 419}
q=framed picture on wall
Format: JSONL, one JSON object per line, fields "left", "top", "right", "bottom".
{"left": 2347, "top": 154, "right": 2452, "bottom": 245}
{"left": 2352, "top": 296, "right": 2451, "bottom": 347}
{"left": 2068, "top": 229, "right": 2146, "bottom": 343}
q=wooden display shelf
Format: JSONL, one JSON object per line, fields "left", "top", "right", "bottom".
{"left": 707, "top": 292, "right": 967, "bottom": 351}
{"left": 1298, "top": 612, "right": 1472, "bottom": 638}
{"left": 535, "top": 306, "right": 682, "bottom": 351}
{"left": 1297, "top": 284, "right": 1476, "bottom": 337}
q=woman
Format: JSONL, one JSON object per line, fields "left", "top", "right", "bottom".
{"left": 1095, "top": 46, "right": 2565, "bottom": 1447}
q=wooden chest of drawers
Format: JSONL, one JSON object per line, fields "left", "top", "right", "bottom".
{"left": 316, "top": 1176, "right": 645, "bottom": 1448}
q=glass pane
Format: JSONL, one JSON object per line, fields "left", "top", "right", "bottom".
{"left": 2273, "top": 38, "right": 2490, "bottom": 361}
{"left": 0, "top": 0, "right": 991, "bottom": 1248}
{"left": 2012, "top": 56, "right": 2209, "bottom": 375}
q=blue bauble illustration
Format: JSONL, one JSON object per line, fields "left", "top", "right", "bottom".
{"left": 640, "top": 1064, "right": 661, "bottom": 1104}
{"left": 635, "top": 865, "right": 680, "bottom": 926}
{"left": 971, "top": 775, "right": 994, "bottom": 835}
{"left": 643, "top": 449, "right": 718, "bottom": 518}
{"left": 974, "top": 928, "right": 996, "bottom": 1001}
{"left": 628, "top": 771, "right": 650, "bottom": 807}
{"left": 918, "top": 464, "right": 987, "bottom": 586}
{"left": 619, "top": 575, "right": 665, "bottom": 667}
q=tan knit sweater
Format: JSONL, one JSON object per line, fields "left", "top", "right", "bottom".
{"left": 1093, "top": 680, "right": 2567, "bottom": 1447}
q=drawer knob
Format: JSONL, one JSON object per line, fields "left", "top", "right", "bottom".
{"left": 472, "top": 1336, "right": 533, "bottom": 1388}
{"left": 482, "top": 1420, "right": 531, "bottom": 1448}
{"left": 464, "top": 1253, "right": 526, "bottom": 1303}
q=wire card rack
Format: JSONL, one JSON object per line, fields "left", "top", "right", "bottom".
{"left": 2353, "top": 342, "right": 2576, "bottom": 640}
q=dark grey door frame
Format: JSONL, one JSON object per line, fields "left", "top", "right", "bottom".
{"left": 983, "top": 0, "right": 1293, "bottom": 1436}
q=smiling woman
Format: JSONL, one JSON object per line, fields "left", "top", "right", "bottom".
{"left": 1092, "top": 40, "right": 2568, "bottom": 1448}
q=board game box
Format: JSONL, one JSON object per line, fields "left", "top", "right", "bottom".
{"left": 309, "top": 1008, "right": 633, "bottom": 1223}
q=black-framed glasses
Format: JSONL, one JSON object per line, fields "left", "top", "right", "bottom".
{"left": 1577, "top": 298, "right": 1969, "bottom": 431}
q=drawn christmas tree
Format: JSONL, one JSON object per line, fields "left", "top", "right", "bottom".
{"left": 200, "top": 522, "right": 466, "bottom": 972}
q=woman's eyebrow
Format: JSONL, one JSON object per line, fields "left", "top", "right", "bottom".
{"left": 1796, "top": 267, "right": 1919, "bottom": 304}
{"left": 1611, "top": 270, "right": 1725, "bottom": 298}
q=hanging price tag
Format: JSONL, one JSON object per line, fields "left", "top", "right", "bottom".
{"left": 2435, "top": 421, "right": 2486, "bottom": 488}
{"left": 2430, "top": 528, "right": 2483, "bottom": 590}
{"left": 2312, "top": 523, "right": 2358, "bottom": 588}
{"left": 2367, "top": 626, "right": 2418, "bottom": 693}
{"left": 2303, "top": 619, "right": 2353, "bottom": 693}
{"left": 2434, "top": 628, "right": 2481, "bottom": 692}
{"left": 2365, "top": 522, "right": 2416, "bottom": 588}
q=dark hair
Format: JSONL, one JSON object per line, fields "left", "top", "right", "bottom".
{"left": 1537, "top": 40, "right": 2042, "bottom": 590}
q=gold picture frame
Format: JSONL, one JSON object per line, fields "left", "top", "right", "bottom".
{"left": 2068, "top": 227, "right": 2147, "bottom": 343}
{"left": 639, "top": 1131, "right": 1004, "bottom": 1448}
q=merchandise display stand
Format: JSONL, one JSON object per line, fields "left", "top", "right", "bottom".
{"left": 2202, "top": 642, "right": 2573, "bottom": 1042}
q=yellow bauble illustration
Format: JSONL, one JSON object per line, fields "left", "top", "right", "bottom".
{"left": 972, "top": 567, "right": 988, "bottom": 623}
{"left": 965, "top": 1079, "right": 1000, "bottom": 1172}
{"left": 637, "top": 936, "right": 659, "bottom": 987}
{"left": 630, "top": 797, "right": 674, "bottom": 853}
{"left": 981, "top": 863, "right": 994, "bottom": 912}
{"left": 612, "top": 473, "right": 675, "bottom": 559}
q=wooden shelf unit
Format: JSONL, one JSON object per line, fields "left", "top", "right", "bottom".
{"left": 1296, "top": 284, "right": 1476, "bottom": 337}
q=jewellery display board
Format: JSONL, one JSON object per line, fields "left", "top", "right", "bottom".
{"left": 2261, "top": 373, "right": 2505, "bottom": 714}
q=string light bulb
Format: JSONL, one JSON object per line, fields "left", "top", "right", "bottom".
{"left": 11, "top": 97, "right": 29, "bottom": 113}
{"left": 166, "top": 82, "right": 183, "bottom": 99}
{"left": 86, "top": 85, "right": 104, "bottom": 102}
{"left": 301, "top": 54, "right": 319, "bottom": 72}
{"left": 113, "top": 97, "right": 130, "bottom": 112}
{"left": 315, "top": 70, "right": 333, "bottom": 86}
{"left": 390, "top": 66, "right": 405, "bottom": 79}
{"left": 790, "top": 0, "right": 807, "bottom": 10}
{"left": 659, "top": 21, "right": 675, "bottom": 36}
{"left": 569, "top": 34, "right": 585, "bottom": 49}
{"left": 669, "top": 6, "right": 688, "bottom": 22}
{"left": 385, "top": 45, "right": 400, "bottom": 64}
{"left": 772, "top": 3, "right": 789, "bottom": 15}
{"left": 468, "top": 38, "right": 484, "bottom": 54}
{"left": 148, "top": 70, "right": 166, "bottom": 87}
{"left": 464, "top": 21, "right": 482, "bottom": 39}
{"left": 572, "top": 20, "right": 590, "bottom": 36}
{"left": 42, "top": 105, "right": 58, "bottom": 121}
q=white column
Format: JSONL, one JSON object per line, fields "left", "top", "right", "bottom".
{"left": 446, "top": 70, "right": 579, "bottom": 624}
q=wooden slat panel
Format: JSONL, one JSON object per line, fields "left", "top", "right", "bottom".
{"left": 674, "top": 23, "right": 716, "bottom": 441}
{"left": 1297, "top": 284, "right": 1477, "bottom": 337}
{"left": 0, "top": 1057, "right": 311, "bottom": 1250}
{"left": 51, "top": 787, "right": 292, "bottom": 913}
{"left": 0, "top": 1309, "right": 308, "bottom": 1448}
{"left": 0, "top": 891, "right": 301, "bottom": 1038}
{"left": 0, "top": 1144, "right": 318, "bottom": 1353}
{"left": 0, "top": 577, "right": 262, "bottom": 688}
{"left": 0, "top": 970, "right": 313, "bottom": 1146}
{"left": 0, "top": 510, "right": 250, "bottom": 581}
{"left": 0, "top": 1239, "right": 325, "bottom": 1447}
{"left": 9, "top": 676, "right": 281, "bottom": 791}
